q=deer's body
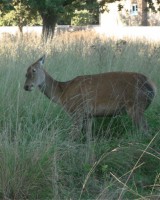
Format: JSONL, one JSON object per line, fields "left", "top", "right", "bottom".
{"left": 24, "top": 56, "right": 156, "bottom": 132}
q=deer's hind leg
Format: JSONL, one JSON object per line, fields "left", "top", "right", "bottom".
{"left": 126, "top": 104, "right": 148, "bottom": 133}
{"left": 70, "top": 114, "right": 93, "bottom": 143}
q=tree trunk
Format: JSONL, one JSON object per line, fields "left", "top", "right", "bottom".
{"left": 18, "top": 24, "right": 23, "bottom": 39}
{"left": 41, "top": 11, "right": 57, "bottom": 41}
{"left": 139, "top": 0, "right": 148, "bottom": 26}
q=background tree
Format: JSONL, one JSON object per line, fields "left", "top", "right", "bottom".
{"left": 0, "top": 0, "right": 111, "bottom": 39}
{"left": 2, "top": 0, "right": 160, "bottom": 39}
{"left": 0, "top": 0, "right": 41, "bottom": 34}
{"left": 25, "top": 0, "right": 103, "bottom": 40}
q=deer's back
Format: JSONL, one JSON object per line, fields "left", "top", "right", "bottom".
{"left": 60, "top": 72, "right": 155, "bottom": 116}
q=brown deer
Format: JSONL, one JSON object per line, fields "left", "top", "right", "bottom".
{"left": 24, "top": 55, "right": 156, "bottom": 133}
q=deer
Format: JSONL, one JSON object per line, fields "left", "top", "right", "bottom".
{"left": 24, "top": 55, "right": 156, "bottom": 134}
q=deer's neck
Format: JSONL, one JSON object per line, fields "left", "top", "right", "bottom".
{"left": 39, "top": 71, "right": 63, "bottom": 104}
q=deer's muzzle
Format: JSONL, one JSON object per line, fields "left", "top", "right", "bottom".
{"left": 24, "top": 84, "right": 33, "bottom": 91}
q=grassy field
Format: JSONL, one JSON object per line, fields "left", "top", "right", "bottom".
{"left": 0, "top": 31, "right": 160, "bottom": 199}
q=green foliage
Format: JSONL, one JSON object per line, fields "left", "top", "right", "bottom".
{"left": 0, "top": 0, "right": 100, "bottom": 37}
{"left": 0, "top": 9, "right": 42, "bottom": 26}
{"left": 0, "top": 0, "right": 42, "bottom": 30}
{"left": 0, "top": 32, "right": 159, "bottom": 199}
{"left": 71, "top": 9, "right": 96, "bottom": 25}
{"left": 0, "top": 10, "right": 15, "bottom": 25}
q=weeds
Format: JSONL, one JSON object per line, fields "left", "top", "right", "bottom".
{"left": 0, "top": 31, "right": 159, "bottom": 199}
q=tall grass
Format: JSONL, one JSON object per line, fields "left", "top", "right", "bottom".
{"left": 0, "top": 31, "right": 160, "bottom": 199}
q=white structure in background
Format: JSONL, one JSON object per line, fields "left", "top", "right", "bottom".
{"left": 99, "top": 2, "right": 123, "bottom": 28}
{"left": 96, "top": 0, "right": 160, "bottom": 41}
{"left": 99, "top": 0, "right": 160, "bottom": 27}
{"left": 99, "top": 0, "right": 142, "bottom": 28}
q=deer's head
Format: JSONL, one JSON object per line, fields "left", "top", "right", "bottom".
{"left": 24, "top": 55, "right": 46, "bottom": 91}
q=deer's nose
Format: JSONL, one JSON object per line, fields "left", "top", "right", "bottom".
{"left": 24, "top": 85, "right": 29, "bottom": 91}
{"left": 24, "top": 84, "right": 34, "bottom": 91}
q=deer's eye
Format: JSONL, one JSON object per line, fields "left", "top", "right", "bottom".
{"left": 32, "top": 69, "right": 36, "bottom": 73}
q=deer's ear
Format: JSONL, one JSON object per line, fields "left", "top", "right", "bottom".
{"left": 39, "top": 55, "right": 45, "bottom": 67}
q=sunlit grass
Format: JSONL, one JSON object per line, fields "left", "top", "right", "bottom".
{"left": 0, "top": 31, "right": 160, "bottom": 199}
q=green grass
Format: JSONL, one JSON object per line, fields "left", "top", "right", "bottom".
{"left": 0, "top": 31, "right": 160, "bottom": 199}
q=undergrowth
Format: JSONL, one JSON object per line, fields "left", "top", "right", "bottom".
{"left": 0, "top": 31, "right": 159, "bottom": 199}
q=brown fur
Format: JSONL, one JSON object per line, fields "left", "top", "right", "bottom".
{"left": 24, "top": 56, "right": 156, "bottom": 132}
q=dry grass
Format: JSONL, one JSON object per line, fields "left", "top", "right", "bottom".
{"left": 0, "top": 31, "right": 160, "bottom": 199}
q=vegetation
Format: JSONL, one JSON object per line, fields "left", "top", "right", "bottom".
{"left": 1, "top": 0, "right": 160, "bottom": 38}
{"left": 0, "top": 3, "right": 41, "bottom": 32}
{"left": 0, "top": 31, "right": 160, "bottom": 199}
{"left": 0, "top": 0, "right": 40, "bottom": 32}
{"left": 0, "top": 0, "right": 102, "bottom": 39}
{"left": 71, "top": 9, "right": 97, "bottom": 26}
